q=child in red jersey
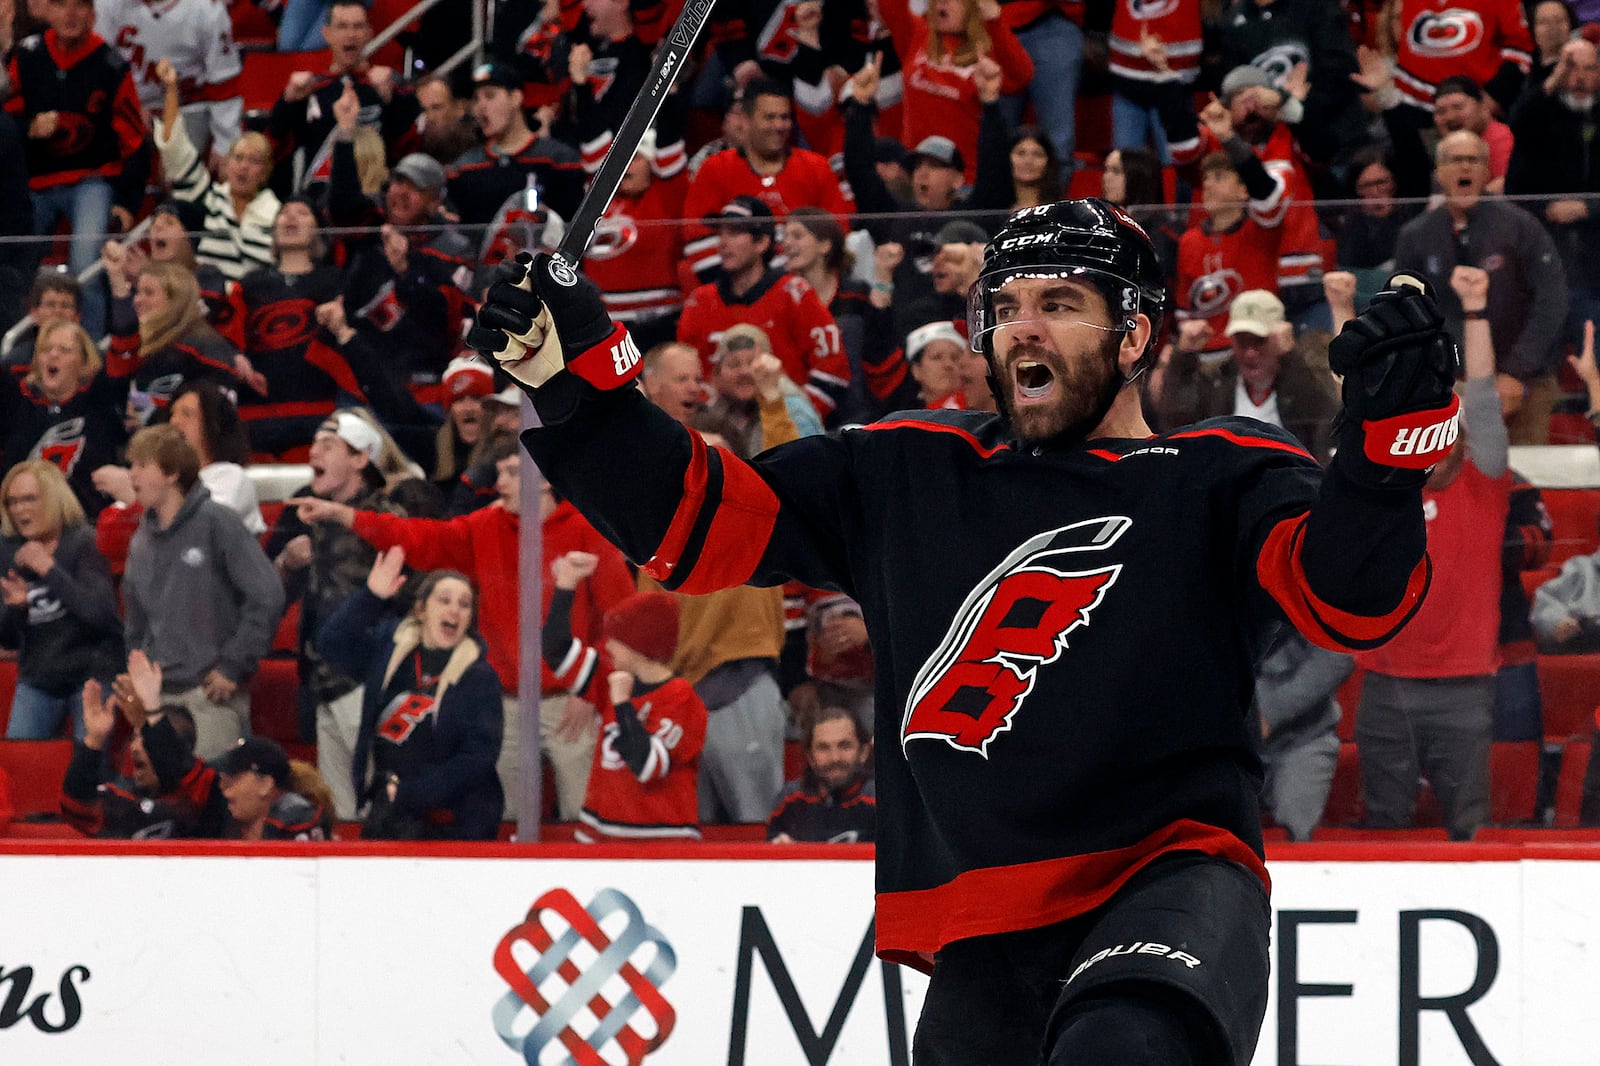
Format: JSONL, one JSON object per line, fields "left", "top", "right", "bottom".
{"left": 545, "top": 558, "right": 707, "bottom": 843}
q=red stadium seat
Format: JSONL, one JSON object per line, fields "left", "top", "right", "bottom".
{"left": 228, "top": 0, "right": 279, "bottom": 49}
{"left": 0, "top": 658, "right": 17, "bottom": 736}
{"left": 1548, "top": 412, "right": 1597, "bottom": 446}
{"left": 1554, "top": 738, "right": 1594, "bottom": 827}
{"left": 249, "top": 658, "right": 301, "bottom": 744}
{"left": 1541, "top": 487, "right": 1600, "bottom": 566}
{"left": 1490, "top": 741, "right": 1540, "bottom": 824}
{"left": 1521, "top": 565, "right": 1561, "bottom": 601}
{"left": 0, "top": 740, "right": 75, "bottom": 818}
{"left": 241, "top": 50, "right": 329, "bottom": 115}
{"left": 1534, "top": 654, "right": 1600, "bottom": 738}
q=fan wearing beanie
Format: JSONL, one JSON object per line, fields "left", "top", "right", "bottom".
{"left": 544, "top": 552, "right": 708, "bottom": 843}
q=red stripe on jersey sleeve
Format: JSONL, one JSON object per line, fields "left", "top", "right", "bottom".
{"left": 641, "top": 430, "right": 711, "bottom": 584}
{"left": 874, "top": 818, "right": 1268, "bottom": 971}
{"left": 1256, "top": 514, "right": 1431, "bottom": 650}
{"left": 672, "top": 448, "right": 780, "bottom": 594}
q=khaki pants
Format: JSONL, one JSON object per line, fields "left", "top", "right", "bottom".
{"left": 1507, "top": 373, "right": 1559, "bottom": 445}
{"left": 497, "top": 695, "right": 597, "bottom": 821}
{"left": 317, "top": 686, "right": 367, "bottom": 821}
{"left": 164, "top": 684, "right": 250, "bottom": 762}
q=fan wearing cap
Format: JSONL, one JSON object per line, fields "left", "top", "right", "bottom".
{"left": 331, "top": 147, "right": 477, "bottom": 396}
{"left": 680, "top": 79, "right": 854, "bottom": 284}
{"left": 263, "top": 410, "right": 404, "bottom": 821}
{"left": 216, "top": 737, "right": 328, "bottom": 840}
{"left": 541, "top": 570, "right": 706, "bottom": 844}
{"left": 1152, "top": 289, "right": 1339, "bottom": 462}
{"left": 473, "top": 193, "right": 1463, "bottom": 1062}
{"left": 267, "top": 1, "right": 421, "bottom": 199}
{"left": 676, "top": 195, "right": 852, "bottom": 423}
{"left": 316, "top": 548, "right": 505, "bottom": 840}
{"left": 445, "top": 60, "right": 584, "bottom": 227}
{"left": 900, "top": 320, "right": 974, "bottom": 411}
{"left": 1165, "top": 66, "right": 1327, "bottom": 326}
{"left": 122, "top": 426, "right": 283, "bottom": 761}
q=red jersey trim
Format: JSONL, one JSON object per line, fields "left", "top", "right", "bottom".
{"left": 673, "top": 449, "right": 780, "bottom": 595}
{"left": 641, "top": 429, "right": 710, "bottom": 584}
{"left": 860, "top": 419, "right": 1012, "bottom": 458}
{"left": 873, "top": 818, "right": 1268, "bottom": 972}
{"left": 1167, "top": 426, "right": 1313, "bottom": 459}
{"left": 1257, "top": 514, "right": 1431, "bottom": 650}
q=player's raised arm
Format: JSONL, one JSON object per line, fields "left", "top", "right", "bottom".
{"left": 1257, "top": 274, "right": 1462, "bottom": 650}
{"left": 466, "top": 253, "right": 854, "bottom": 596}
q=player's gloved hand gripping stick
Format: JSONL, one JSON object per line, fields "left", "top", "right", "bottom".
{"left": 468, "top": 252, "right": 639, "bottom": 394}
{"left": 1327, "top": 273, "right": 1462, "bottom": 488}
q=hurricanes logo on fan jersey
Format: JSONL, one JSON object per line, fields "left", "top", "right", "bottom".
{"left": 1189, "top": 268, "right": 1243, "bottom": 318}
{"left": 588, "top": 212, "right": 641, "bottom": 260}
{"left": 757, "top": 0, "right": 808, "bottom": 63}
{"left": 29, "top": 418, "right": 86, "bottom": 478}
{"left": 1250, "top": 43, "right": 1309, "bottom": 87}
{"left": 1407, "top": 9, "right": 1485, "bottom": 57}
{"left": 902, "top": 517, "right": 1129, "bottom": 757}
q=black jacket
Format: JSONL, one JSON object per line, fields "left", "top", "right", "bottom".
{"left": 0, "top": 526, "right": 123, "bottom": 695}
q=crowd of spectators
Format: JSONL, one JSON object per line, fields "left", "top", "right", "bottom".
{"left": 2, "top": 0, "right": 1600, "bottom": 840}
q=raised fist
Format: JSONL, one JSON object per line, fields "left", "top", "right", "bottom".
{"left": 284, "top": 71, "right": 316, "bottom": 103}
{"left": 1448, "top": 265, "right": 1489, "bottom": 311}
{"left": 552, "top": 550, "right": 599, "bottom": 591}
{"left": 1327, "top": 274, "right": 1461, "bottom": 484}
{"left": 466, "top": 253, "right": 637, "bottom": 400}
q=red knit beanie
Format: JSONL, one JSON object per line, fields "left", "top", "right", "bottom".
{"left": 604, "top": 593, "right": 680, "bottom": 665}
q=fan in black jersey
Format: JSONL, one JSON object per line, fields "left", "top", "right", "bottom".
{"left": 469, "top": 199, "right": 1460, "bottom": 1065}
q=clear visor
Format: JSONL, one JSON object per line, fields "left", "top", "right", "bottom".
{"left": 967, "top": 264, "right": 1141, "bottom": 352}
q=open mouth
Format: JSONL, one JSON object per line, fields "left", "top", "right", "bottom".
{"left": 1012, "top": 359, "right": 1057, "bottom": 402}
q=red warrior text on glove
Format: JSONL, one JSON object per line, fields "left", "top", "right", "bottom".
{"left": 1361, "top": 393, "right": 1461, "bottom": 469}
{"left": 567, "top": 322, "right": 644, "bottom": 391}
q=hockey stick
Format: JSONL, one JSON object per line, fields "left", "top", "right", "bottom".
{"left": 555, "top": 0, "right": 716, "bottom": 265}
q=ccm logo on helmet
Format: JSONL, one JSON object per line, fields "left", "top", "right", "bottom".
{"left": 998, "top": 233, "right": 1058, "bottom": 250}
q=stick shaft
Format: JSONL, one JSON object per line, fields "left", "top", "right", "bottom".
{"left": 554, "top": 0, "right": 715, "bottom": 265}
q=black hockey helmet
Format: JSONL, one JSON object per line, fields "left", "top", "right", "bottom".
{"left": 968, "top": 198, "right": 1166, "bottom": 374}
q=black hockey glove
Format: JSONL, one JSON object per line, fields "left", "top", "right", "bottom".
{"left": 1327, "top": 273, "right": 1462, "bottom": 489}
{"left": 465, "top": 251, "right": 643, "bottom": 393}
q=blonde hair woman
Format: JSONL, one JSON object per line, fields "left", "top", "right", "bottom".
{"left": 1, "top": 461, "right": 124, "bottom": 739}
{"left": 2, "top": 321, "right": 128, "bottom": 517}
{"left": 112, "top": 262, "right": 244, "bottom": 426}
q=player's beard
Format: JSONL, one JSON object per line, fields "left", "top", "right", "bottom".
{"left": 993, "top": 330, "right": 1125, "bottom": 446}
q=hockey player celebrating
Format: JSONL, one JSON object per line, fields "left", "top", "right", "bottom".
{"left": 467, "top": 199, "right": 1459, "bottom": 1065}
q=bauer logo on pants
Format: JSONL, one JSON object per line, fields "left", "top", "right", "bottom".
{"left": 902, "top": 517, "right": 1129, "bottom": 758}
{"left": 490, "top": 887, "right": 677, "bottom": 1065}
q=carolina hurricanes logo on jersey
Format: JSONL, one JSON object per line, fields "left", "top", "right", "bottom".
{"left": 1126, "top": 0, "right": 1179, "bottom": 18}
{"left": 378, "top": 692, "right": 438, "bottom": 744}
{"left": 588, "top": 55, "right": 619, "bottom": 101}
{"left": 1250, "top": 43, "right": 1309, "bottom": 87}
{"left": 587, "top": 212, "right": 641, "bottom": 260}
{"left": 902, "top": 518, "right": 1129, "bottom": 757}
{"left": 29, "top": 418, "right": 87, "bottom": 478}
{"left": 1189, "top": 269, "right": 1243, "bottom": 318}
{"left": 47, "top": 113, "right": 96, "bottom": 157}
{"left": 248, "top": 298, "right": 315, "bottom": 352}
{"left": 1407, "top": 9, "right": 1485, "bottom": 57}
{"left": 757, "top": 0, "right": 807, "bottom": 63}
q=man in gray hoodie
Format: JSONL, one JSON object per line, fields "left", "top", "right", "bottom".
{"left": 123, "top": 425, "right": 283, "bottom": 760}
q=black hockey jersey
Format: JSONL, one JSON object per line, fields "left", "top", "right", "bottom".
{"left": 523, "top": 392, "right": 1429, "bottom": 970}
{"left": 230, "top": 264, "right": 349, "bottom": 455}
{"left": 1, "top": 370, "right": 129, "bottom": 517}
